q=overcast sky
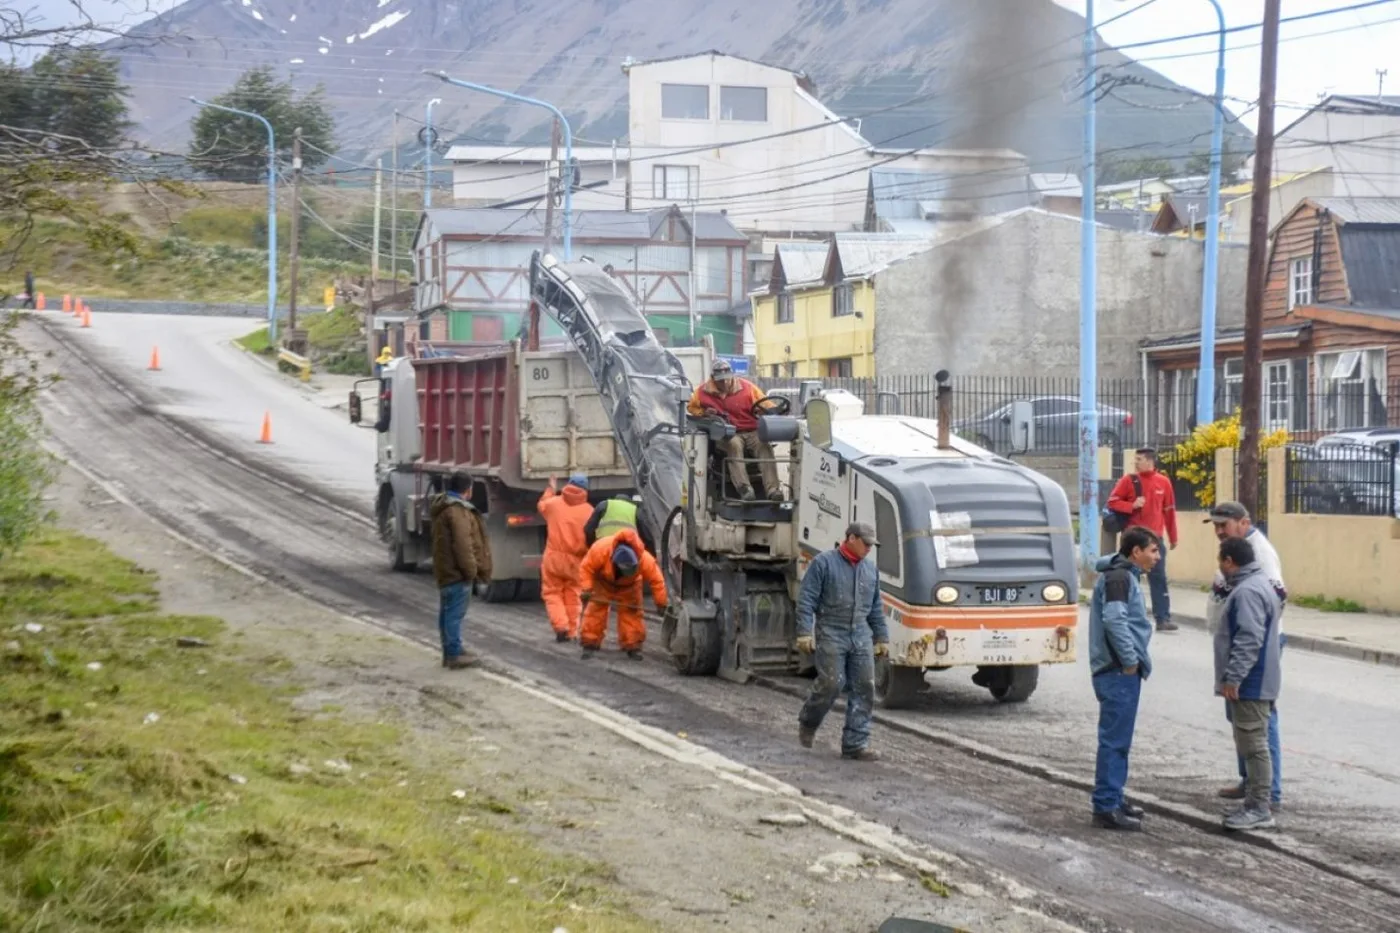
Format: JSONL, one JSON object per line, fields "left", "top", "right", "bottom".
{"left": 16, "top": 0, "right": 1400, "bottom": 134}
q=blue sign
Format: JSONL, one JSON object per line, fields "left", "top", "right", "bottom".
{"left": 718, "top": 355, "right": 750, "bottom": 375}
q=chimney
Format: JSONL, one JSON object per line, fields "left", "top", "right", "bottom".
{"left": 935, "top": 369, "right": 952, "bottom": 449}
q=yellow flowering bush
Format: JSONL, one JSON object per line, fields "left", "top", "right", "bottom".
{"left": 1166, "top": 411, "right": 1289, "bottom": 509}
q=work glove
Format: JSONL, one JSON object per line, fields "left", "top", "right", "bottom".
{"left": 795, "top": 635, "right": 815, "bottom": 655}
{"left": 581, "top": 591, "right": 591, "bottom": 605}
{"left": 873, "top": 641, "right": 890, "bottom": 659}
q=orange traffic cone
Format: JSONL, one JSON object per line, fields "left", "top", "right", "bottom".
{"left": 147, "top": 346, "right": 161, "bottom": 371}
{"left": 62, "top": 294, "right": 71, "bottom": 313}
{"left": 36, "top": 293, "right": 46, "bottom": 311}
{"left": 72, "top": 296, "right": 82, "bottom": 315}
{"left": 80, "top": 308, "right": 91, "bottom": 328}
{"left": 257, "top": 411, "right": 273, "bottom": 444}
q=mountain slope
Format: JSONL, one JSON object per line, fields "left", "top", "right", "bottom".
{"left": 108, "top": 0, "right": 1248, "bottom": 171}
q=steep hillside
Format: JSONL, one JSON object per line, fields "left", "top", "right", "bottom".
{"left": 107, "top": 0, "right": 1247, "bottom": 170}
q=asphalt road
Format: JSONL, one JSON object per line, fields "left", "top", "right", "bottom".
{"left": 26, "top": 311, "right": 1400, "bottom": 932}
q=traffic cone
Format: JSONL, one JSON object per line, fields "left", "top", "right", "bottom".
{"left": 72, "top": 296, "right": 82, "bottom": 315}
{"left": 147, "top": 346, "right": 161, "bottom": 371}
{"left": 36, "top": 293, "right": 45, "bottom": 311}
{"left": 80, "top": 308, "right": 91, "bottom": 328}
{"left": 62, "top": 294, "right": 71, "bottom": 313}
{"left": 257, "top": 410, "right": 273, "bottom": 444}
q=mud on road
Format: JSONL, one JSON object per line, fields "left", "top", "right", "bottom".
{"left": 27, "top": 316, "right": 1400, "bottom": 933}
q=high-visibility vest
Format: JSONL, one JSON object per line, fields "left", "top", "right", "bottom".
{"left": 597, "top": 498, "right": 638, "bottom": 538}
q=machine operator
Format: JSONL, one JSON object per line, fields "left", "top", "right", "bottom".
{"left": 686, "top": 359, "right": 783, "bottom": 502}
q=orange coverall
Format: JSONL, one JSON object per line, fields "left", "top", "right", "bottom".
{"left": 538, "top": 483, "right": 595, "bottom": 637}
{"left": 578, "top": 528, "right": 668, "bottom": 651}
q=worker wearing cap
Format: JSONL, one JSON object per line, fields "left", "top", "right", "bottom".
{"left": 687, "top": 359, "right": 783, "bottom": 502}
{"left": 1206, "top": 501, "right": 1286, "bottom": 808}
{"left": 795, "top": 522, "right": 890, "bottom": 761}
{"left": 538, "top": 472, "right": 595, "bottom": 643}
{"left": 578, "top": 527, "right": 668, "bottom": 660}
{"left": 374, "top": 345, "right": 393, "bottom": 377}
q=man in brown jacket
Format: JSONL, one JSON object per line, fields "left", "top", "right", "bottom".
{"left": 430, "top": 472, "right": 493, "bottom": 668}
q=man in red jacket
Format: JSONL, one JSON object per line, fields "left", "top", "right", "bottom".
{"left": 1106, "top": 447, "right": 1179, "bottom": 632}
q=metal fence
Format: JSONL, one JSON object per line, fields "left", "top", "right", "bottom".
{"left": 1285, "top": 443, "right": 1398, "bottom": 517}
{"left": 751, "top": 373, "right": 1400, "bottom": 457}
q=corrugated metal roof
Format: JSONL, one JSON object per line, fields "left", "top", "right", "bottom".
{"left": 444, "top": 145, "right": 622, "bottom": 164}
{"left": 422, "top": 207, "right": 744, "bottom": 243}
{"left": 773, "top": 242, "right": 829, "bottom": 287}
{"left": 1316, "top": 197, "right": 1400, "bottom": 226}
{"left": 868, "top": 167, "right": 1032, "bottom": 230}
{"left": 1140, "top": 324, "right": 1309, "bottom": 351}
{"left": 1337, "top": 226, "right": 1400, "bottom": 311}
{"left": 1029, "top": 172, "right": 1081, "bottom": 197}
{"left": 645, "top": 208, "right": 748, "bottom": 243}
{"left": 831, "top": 233, "right": 933, "bottom": 280}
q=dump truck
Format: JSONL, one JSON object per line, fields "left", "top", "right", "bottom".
{"left": 528, "top": 252, "right": 1080, "bottom": 705}
{"left": 348, "top": 340, "right": 709, "bottom": 600}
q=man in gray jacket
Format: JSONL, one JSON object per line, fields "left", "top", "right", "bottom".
{"left": 796, "top": 522, "right": 889, "bottom": 762}
{"left": 1214, "top": 536, "right": 1284, "bottom": 831}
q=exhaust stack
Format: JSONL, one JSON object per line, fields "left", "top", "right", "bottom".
{"left": 935, "top": 369, "right": 952, "bottom": 449}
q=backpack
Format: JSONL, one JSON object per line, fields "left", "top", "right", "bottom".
{"left": 1101, "top": 474, "right": 1142, "bottom": 536}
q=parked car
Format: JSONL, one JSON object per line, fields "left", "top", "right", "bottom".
{"left": 1293, "top": 429, "right": 1400, "bottom": 517}
{"left": 955, "top": 396, "right": 1134, "bottom": 455}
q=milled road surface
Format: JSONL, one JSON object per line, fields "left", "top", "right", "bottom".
{"left": 27, "top": 312, "right": 1400, "bottom": 932}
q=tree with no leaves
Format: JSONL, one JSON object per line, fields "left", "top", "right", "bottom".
{"left": 189, "top": 66, "right": 336, "bottom": 182}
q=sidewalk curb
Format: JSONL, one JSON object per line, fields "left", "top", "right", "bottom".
{"left": 1080, "top": 589, "right": 1400, "bottom": 668}
{"left": 233, "top": 341, "right": 336, "bottom": 399}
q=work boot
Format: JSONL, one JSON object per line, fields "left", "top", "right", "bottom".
{"left": 443, "top": 654, "right": 478, "bottom": 670}
{"left": 1156, "top": 620, "right": 1180, "bottom": 633}
{"left": 555, "top": 631, "right": 571, "bottom": 643}
{"left": 768, "top": 488, "right": 784, "bottom": 502}
{"left": 626, "top": 649, "right": 644, "bottom": 661}
{"left": 1218, "top": 783, "right": 1247, "bottom": 800}
{"left": 580, "top": 645, "right": 599, "bottom": 660}
{"left": 1121, "top": 802, "right": 1146, "bottom": 819}
{"left": 1223, "top": 803, "right": 1275, "bottom": 832}
{"left": 799, "top": 725, "right": 816, "bottom": 749}
{"left": 1092, "top": 809, "right": 1143, "bottom": 831}
{"left": 739, "top": 485, "right": 756, "bottom": 501}
{"left": 842, "top": 747, "right": 881, "bottom": 762}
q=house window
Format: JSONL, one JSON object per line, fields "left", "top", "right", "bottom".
{"left": 1289, "top": 256, "right": 1313, "bottom": 309}
{"left": 1265, "top": 361, "right": 1291, "bottom": 432}
{"left": 661, "top": 84, "right": 709, "bottom": 120}
{"left": 832, "top": 283, "right": 854, "bottom": 317}
{"left": 1221, "top": 358, "right": 1244, "bottom": 415}
{"left": 695, "top": 247, "right": 729, "bottom": 296}
{"left": 720, "top": 86, "right": 767, "bottom": 122}
{"left": 776, "top": 293, "right": 794, "bottom": 324}
{"left": 1318, "top": 348, "right": 1386, "bottom": 430}
{"left": 430, "top": 244, "right": 440, "bottom": 281}
{"left": 826, "top": 358, "right": 853, "bottom": 378}
{"left": 1163, "top": 368, "right": 1198, "bottom": 436}
{"left": 652, "top": 164, "right": 697, "bottom": 201}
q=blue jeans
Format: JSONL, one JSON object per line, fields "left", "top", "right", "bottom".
{"left": 438, "top": 582, "right": 469, "bottom": 659}
{"left": 1092, "top": 670, "right": 1143, "bottom": 813}
{"left": 1146, "top": 547, "right": 1170, "bottom": 624}
{"left": 798, "top": 626, "right": 875, "bottom": 755}
{"left": 1226, "top": 700, "right": 1282, "bottom": 803}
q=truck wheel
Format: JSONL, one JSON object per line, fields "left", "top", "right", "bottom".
{"left": 875, "top": 659, "right": 925, "bottom": 709}
{"left": 982, "top": 665, "right": 1039, "bottom": 703}
{"left": 669, "top": 611, "right": 721, "bottom": 676}
{"left": 516, "top": 579, "right": 541, "bottom": 602}
{"left": 387, "top": 498, "right": 414, "bottom": 573}
{"left": 481, "top": 579, "right": 520, "bottom": 603}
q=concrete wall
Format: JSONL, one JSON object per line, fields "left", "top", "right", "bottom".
{"left": 872, "top": 210, "right": 1249, "bottom": 381}
{"left": 452, "top": 159, "right": 620, "bottom": 210}
{"left": 1272, "top": 109, "right": 1400, "bottom": 199}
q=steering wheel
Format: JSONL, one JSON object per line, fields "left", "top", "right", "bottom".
{"left": 752, "top": 395, "right": 792, "bottom": 417}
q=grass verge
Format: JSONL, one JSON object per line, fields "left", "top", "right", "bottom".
{"left": 1291, "top": 593, "right": 1367, "bottom": 614}
{"left": 0, "top": 530, "right": 652, "bottom": 932}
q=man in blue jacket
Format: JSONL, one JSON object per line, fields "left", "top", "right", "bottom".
{"left": 796, "top": 522, "right": 889, "bottom": 762}
{"left": 1088, "top": 525, "right": 1161, "bottom": 831}
{"left": 1214, "top": 535, "right": 1284, "bottom": 832}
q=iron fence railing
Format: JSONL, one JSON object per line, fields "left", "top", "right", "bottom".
{"left": 1285, "top": 443, "right": 1398, "bottom": 517}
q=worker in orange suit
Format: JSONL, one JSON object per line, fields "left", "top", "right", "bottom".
{"left": 538, "top": 472, "right": 595, "bottom": 643}
{"left": 578, "top": 527, "right": 667, "bottom": 661}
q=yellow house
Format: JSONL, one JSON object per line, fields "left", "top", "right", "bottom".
{"left": 752, "top": 236, "right": 931, "bottom": 379}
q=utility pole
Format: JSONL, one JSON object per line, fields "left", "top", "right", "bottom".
{"left": 372, "top": 158, "right": 383, "bottom": 287}
{"left": 1077, "top": 0, "right": 1100, "bottom": 574}
{"left": 1238, "top": 0, "right": 1283, "bottom": 517}
{"left": 288, "top": 126, "right": 303, "bottom": 341}
{"left": 689, "top": 196, "right": 698, "bottom": 342}
{"left": 1379, "top": 69, "right": 1390, "bottom": 100}
{"left": 542, "top": 117, "right": 561, "bottom": 256}
{"left": 390, "top": 109, "right": 399, "bottom": 284}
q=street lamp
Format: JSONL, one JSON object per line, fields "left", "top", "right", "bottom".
{"left": 424, "top": 97, "right": 442, "bottom": 208}
{"left": 190, "top": 97, "right": 279, "bottom": 344}
{"left": 1195, "top": 0, "right": 1228, "bottom": 430}
{"left": 425, "top": 70, "right": 574, "bottom": 260}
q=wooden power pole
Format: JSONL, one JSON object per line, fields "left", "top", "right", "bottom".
{"left": 1238, "top": 0, "right": 1283, "bottom": 517}
{"left": 372, "top": 158, "right": 383, "bottom": 286}
{"left": 529, "top": 117, "right": 562, "bottom": 352}
{"left": 390, "top": 110, "right": 399, "bottom": 284}
{"left": 287, "top": 127, "right": 303, "bottom": 342}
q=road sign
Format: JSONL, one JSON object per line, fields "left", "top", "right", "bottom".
{"left": 718, "top": 355, "right": 750, "bottom": 375}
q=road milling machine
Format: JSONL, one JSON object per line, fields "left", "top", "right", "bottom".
{"left": 528, "top": 252, "right": 1081, "bottom": 706}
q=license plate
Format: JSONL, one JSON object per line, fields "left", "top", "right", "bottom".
{"left": 978, "top": 587, "right": 1022, "bottom": 604}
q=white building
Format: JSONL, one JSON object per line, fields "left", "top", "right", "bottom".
{"left": 1269, "top": 94, "right": 1400, "bottom": 199}
{"left": 446, "top": 51, "right": 1029, "bottom": 235}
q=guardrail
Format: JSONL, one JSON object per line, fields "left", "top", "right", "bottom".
{"left": 277, "top": 348, "right": 312, "bottom": 383}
